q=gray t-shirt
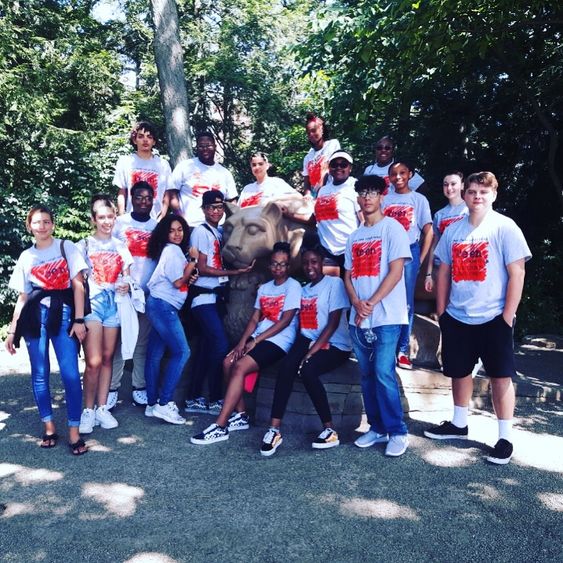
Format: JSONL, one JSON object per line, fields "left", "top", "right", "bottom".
{"left": 345, "top": 218, "right": 412, "bottom": 328}
{"left": 147, "top": 243, "right": 188, "bottom": 310}
{"left": 435, "top": 210, "right": 532, "bottom": 325}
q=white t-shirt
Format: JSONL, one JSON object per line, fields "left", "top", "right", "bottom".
{"left": 76, "top": 236, "right": 133, "bottom": 299}
{"left": 171, "top": 158, "right": 237, "bottom": 227}
{"left": 300, "top": 276, "right": 352, "bottom": 351}
{"left": 252, "top": 277, "right": 301, "bottom": 352}
{"left": 238, "top": 177, "right": 296, "bottom": 208}
{"left": 345, "top": 218, "right": 412, "bottom": 328}
{"left": 147, "top": 243, "right": 189, "bottom": 310}
{"left": 363, "top": 160, "right": 425, "bottom": 192}
{"left": 314, "top": 176, "right": 360, "bottom": 256}
{"left": 113, "top": 214, "right": 158, "bottom": 292}
{"left": 381, "top": 189, "right": 432, "bottom": 245}
{"left": 9, "top": 239, "right": 87, "bottom": 299}
{"left": 302, "top": 139, "right": 341, "bottom": 198}
{"left": 113, "top": 153, "right": 172, "bottom": 218}
{"left": 431, "top": 202, "right": 469, "bottom": 266}
{"left": 435, "top": 210, "right": 532, "bottom": 325}
{"left": 190, "top": 223, "right": 226, "bottom": 308}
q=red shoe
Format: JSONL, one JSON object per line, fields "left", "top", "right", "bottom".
{"left": 397, "top": 354, "right": 413, "bottom": 370}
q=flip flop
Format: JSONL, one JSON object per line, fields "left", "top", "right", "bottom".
{"left": 40, "top": 433, "right": 59, "bottom": 448}
{"left": 68, "top": 438, "right": 88, "bottom": 456}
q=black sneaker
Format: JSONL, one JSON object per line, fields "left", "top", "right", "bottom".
{"left": 424, "top": 421, "right": 468, "bottom": 440}
{"left": 260, "top": 428, "right": 283, "bottom": 457}
{"left": 486, "top": 439, "right": 513, "bottom": 465}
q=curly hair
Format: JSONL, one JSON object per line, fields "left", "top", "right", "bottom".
{"left": 148, "top": 214, "right": 190, "bottom": 260}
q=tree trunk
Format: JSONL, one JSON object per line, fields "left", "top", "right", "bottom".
{"left": 150, "top": 0, "right": 192, "bottom": 168}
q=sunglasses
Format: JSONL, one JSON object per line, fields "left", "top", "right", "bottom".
{"left": 329, "top": 160, "right": 350, "bottom": 169}
{"left": 376, "top": 145, "right": 393, "bottom": 151}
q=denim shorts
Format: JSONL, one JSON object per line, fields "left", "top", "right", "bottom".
{"left": 85, "top": 290, "right": 120, "bottom": 328}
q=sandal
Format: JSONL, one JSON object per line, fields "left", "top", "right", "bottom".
{"left": 68, "top": 438, "right": 88, "bottom": 456}
{"left": 40, "top": 433, "right": 59, "bottom": 449}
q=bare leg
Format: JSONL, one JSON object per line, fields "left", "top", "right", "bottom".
{"left": 452, "top": 375, "right": 473, "bottom": 406}
{"left": 490, "top": 377, "right": 515, "bottom": 420}
{"left": 96, "top": 327, "right": 119, "bottom": 406}
{"left": 83, "top": 321, "right": 103, "bottom": 409}
{"left": 217, "top": 355, "right": 259, "bottom": 427}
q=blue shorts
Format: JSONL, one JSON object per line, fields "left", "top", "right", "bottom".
{"left": 85, "top": 290, "right": 120, "bottom": 328}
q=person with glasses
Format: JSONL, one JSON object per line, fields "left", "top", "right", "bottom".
{"left": 191, "top": 242, "right": 301, "bottom": 445}
{"left": 364, "top": 135, "right": 426, "bottom": 193}
{"left": 302, "top": 113, "right": 341, "bottom": 199}
{"left": 113, "top": 120, "right": 173, "bottom": 219}
{"left": 170, "top": 131, "right": 238, "bottom": 228}
{"left": 185, "top": 190, "right": 255, "bottom": 415}
{"left": 238, "top": 152, "right": 296, "bottom": 208}
{"left": 344, "top": 175, "right": 412, "bottom": 457}
{"left": 108, "top": 181, "right": 159, "bottom": 410}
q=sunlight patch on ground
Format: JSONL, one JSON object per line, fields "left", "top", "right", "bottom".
{"left": 0, "top": 463, "right": 63, "bottom": 484}
{"left": 467, "top": 483, "right": 501, "bottom": 501}
{"left": 84, "top": 439, "right": 112, "bottom": 452}
{"left": 10, "top": 433, "right": 40, "bottom": 445}
{"left": 537, "top": 492, "right": 563, "bottom": 512}
{"left": 117, "top": 435, "right": 142, "bottom": 445}
{"left": 315, "top": 493, "right": 419, "bottom": 520}
{"left": 125, "top": 554, "right": 179, "bottom": 563}
{"left": 1, "top": 502, "right": 35, "bottom": 518}
{"left": 82, "top": 482, "right": 144, "bottom": 517}
{"left": 421, "top": 447, "right": 476, "bottom": 467}
{"left": 511, "top": 430, "right": 563, "bottom": 472}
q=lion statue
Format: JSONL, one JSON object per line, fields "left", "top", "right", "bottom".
{"left": 221, "top": 194, "right": 314, "bottom": 342}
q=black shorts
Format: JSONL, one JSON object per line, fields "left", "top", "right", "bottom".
{"left": 322, "top": 249, "right": 345, "bottom": 268}
{"left": 246, "top": 340, "right": 286, "bottom": 369}
{"left": 439, "top": 312, "right": 517, "bottom": 379}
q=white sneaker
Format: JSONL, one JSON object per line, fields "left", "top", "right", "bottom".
{"left": 95, "top": 405, "right": 119, "bottom": 429}
{"left": 79, "top": 408, "right": 96, "bottom": 434}
{"left": 132, "top": 387, "right": 148, "bottom": 406}
{"left": 354, "top": 429, "right": 389, "bottom": 448}
{"left": 106, "top": 390, "right": 118, "bottom": 410}
{"left": 145, "top": 405, "right": 155, "bottom": 418}
{"left": 385, "top": 434, "right": 408, "bottom": 457}
{"left": 228, "top": 411, "right": 250, "bottom": 431}
{"left": 153, "top": 402, "right": 185, "bottom": 425}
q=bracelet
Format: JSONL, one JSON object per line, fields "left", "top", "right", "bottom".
{"left": 73, "top": 318, "right": 85, "bottom": 324}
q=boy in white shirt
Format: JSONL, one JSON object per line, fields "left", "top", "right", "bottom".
{"left": 424, "top": 172, "right": 532, "bottom": 465}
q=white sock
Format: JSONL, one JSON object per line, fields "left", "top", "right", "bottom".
{"left": 452, "top": 406, "right": 469, "bottom": 428}
{"left": 498, "top": 419, "right": 513, "bottom": 442}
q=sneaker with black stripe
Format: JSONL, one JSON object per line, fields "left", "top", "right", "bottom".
{"left": 424, "top": 421, "right": 468, "bottom": 440}
{"left": 486, "top": 439, "right": 513, "bottom": 465}
{"left": 190, "top": 423, "right": 229, "bottom": 445}
{"left": 312, "top": 428, "right": 340, "bottom": 449}
{"left": 260, "top": 428, "right": 283, "bottom": 457}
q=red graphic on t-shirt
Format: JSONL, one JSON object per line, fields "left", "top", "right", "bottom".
{"left": 438, "top": 215, "right": 464, "bottom": 234}
{"left": 90, "top": 251, "right": 124, "bottom": 285}
{"left": 307, "top": 156, "right": 327, "bottom": 189}
{"left": 192, "top": 185, "right": 211, "bottom": 197}
{"left": 259, "top": 294, "right": 285, "bottom": 322}
{"left": 383, "top": 176, "right": 390, "bottom": 196}
{"left": 211, "top": 240, "right": 222, "bottom": 269}
{"left": 300, "top": 297, "right": 318, "bottom": 329}
{"left": 124, "top": 228, "right": 151, "bottom": 257}
{"left": 351, "top": 240, "right": 382, "bottom": 279}
{"left": 179, "top": 284, "right": 189, "bottom": 293}
{"left": 384, "top": 204, "right": 414, "bottom": 231}
{"left": 452, "top": 241, "right": 489, "bottom": 282}
{"left": 314, "top": 193, "right": 339, "bottom": 221}
{"left": 31, "top": 258, "right": 70, "bottom": 290}
{"left": 131, "top": 170, "right": 158, "bottom": 198}
{"left": 240, "top": 192, "right": 263, "bottom": 208}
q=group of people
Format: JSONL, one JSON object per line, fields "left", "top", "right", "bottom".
{"left": 5, "top": 115, "right": 531, "bottom": 465}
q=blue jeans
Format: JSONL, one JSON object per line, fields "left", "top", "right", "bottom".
{"left": 24, "top": 304, "right": 82, "bottom": 426}
{"left": 145, "top": 296, "right": 190, "bottom": 405}
{"left": 399, "top": 242, "right": 420, "bottom": 355}
{"left": 188, "top": 304, "right": 229, "bottom": 402}
{"left": 350, "top": 324, "right": 407, "bottom": 435}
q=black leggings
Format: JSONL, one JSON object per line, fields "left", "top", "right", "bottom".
{"left": 270, "top": 333, "right": 350, "bottom": 424}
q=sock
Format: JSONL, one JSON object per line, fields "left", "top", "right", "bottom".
{"left": 498, "top": 419, "right": 513, "bottom": 442}
{"left": 452, "top": 406, "right": 469, "bottom": 428}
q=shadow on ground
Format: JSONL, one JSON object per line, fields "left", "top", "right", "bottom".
{"left": 1, "top": 366, "right": 562, "bottom": 563}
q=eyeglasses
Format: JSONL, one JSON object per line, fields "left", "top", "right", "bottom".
{"left": 329, "top": 160, "right": 350, "bottom": 169}
{"left": 357, "top": 190, "right": 381, "bottom": 198}
{"left": 375, "top": 145, "right": 393, "bottom": 151}
{"left": 206, "top": 204, "right": 224, "bottom": 211}
{"left": 270, "top": 261, "right": 288, "bottom": 269}
{"left": 133, "top": 195, "right": 153, "bottom": 201}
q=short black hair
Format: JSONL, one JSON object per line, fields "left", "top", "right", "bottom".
{"left": 355, "top": 175, "right": 387, "bottom": 194}
{"left": 131, "top": 181, "right": 154, "bottom": 198}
